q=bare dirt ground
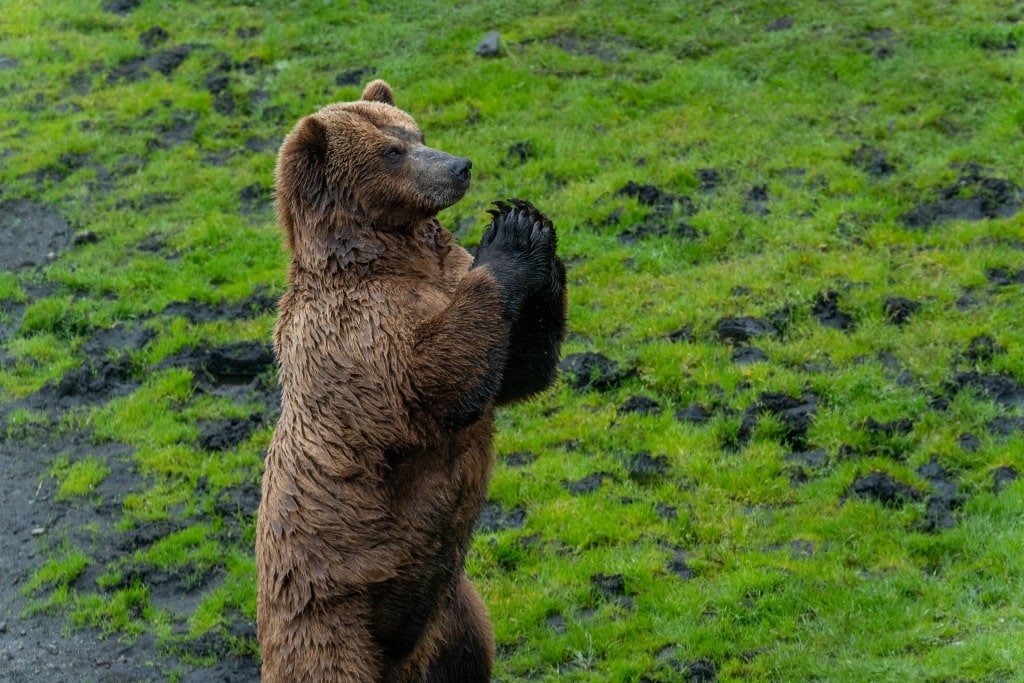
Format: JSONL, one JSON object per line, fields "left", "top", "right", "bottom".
{"left": 1, "top": 200, "right": 264, "bottom": 681}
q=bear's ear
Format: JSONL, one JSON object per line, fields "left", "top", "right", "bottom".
{"left": 290, "top": 115, "right": 329, "bottom": 160}
{"left": 361, "top": 79, "right": 395, "bottom": 106}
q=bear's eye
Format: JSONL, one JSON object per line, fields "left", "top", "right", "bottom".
{"left": 384, "top": 145, "right": 405, "bottom": 161}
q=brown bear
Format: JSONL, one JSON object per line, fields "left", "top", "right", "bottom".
{"left": 256, "top": 79, "right": 566, "bottom": 683}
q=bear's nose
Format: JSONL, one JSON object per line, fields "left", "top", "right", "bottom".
{"left": 449, "top": 157, "right": 472, "bottom": 182}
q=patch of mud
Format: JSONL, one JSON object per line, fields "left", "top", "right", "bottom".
{"left": 561, "top": 471, "right": 617, "bottom": 496}
{"left": 883, "top": 296, "right": 920, "bottom": 325}
{"left": 625, "top": 451, "right": 669, "bottom": 485}
{"left": 159, "top": 289, "right": 277, "bottom": 323}
{"left": 558, "top": 352, "right": 630, "bottom": 392}
{"left": 614, "top": 181, "right": 702, "bottom": 244}
{"left": 139, "top": 26, "right": 170, "bottom": 49}
{"left": 916, "top": 456, "right": 965, "bottom": 532}
{"left": 197, "top": 415, "right": 261, "bottom": 452}
{"left": 0, "top": 199, "right": 73, "bottom": 271}
{"left": 715, "top": 316, "right": 779, "bottom": 345}
{"left": 988, "top": 416, "right": 1024, "bottom": 438}
{"left": 849, "top": 471, "right": 922, "bottom": 507}
{"left": 107, "top": 46, "right": 194, "bottom": 85}
{"left": 618, "top": 396, "right": 661, "bottom": 416}
{"left": 784, "top": 449, "right": 830, "bottom": 485}
{"left": 549, "top": 30, "right": 621, "bottom": 63}
{"left": 336, "top": 66, "right": 376, "bottom": 87}
{"left": 644, "top": 648, "right": 718, "bottom": 683}
{"left": 667, "top": 325, "right": 694, "bottom": 343}
{"left": 102, "top": 0, "right": 141, "bottom": 14}
{"left": 859, "top": 27, "right": 899, "bottom": 59}
{"left": 590, "top": 573, "right": 634, "bottom": 608}
{"left": 846, "top": 144, "right": 896, "bottom": 177}
{"left": 765, "top": 15, "right": 795, "bottom": 32}
{"left": 476, "top": 501, "right": 527, "bottom": 532}
{"left": 158, "top": 339, "right": 274, "bottom": 383}
{"left": 743, "top": 184, "right": 771, "bottom": 216}
{"left": 737, "top": 391, "right": 819, "bottom": 450}
{"left": 616, "top": 181, "right": 695, "bottom": 214}
{"left": 812, "top": 290, "right": 854, "bottom": 331}
{"left": 992, "top": 465, "right": 1019, "bottom": 494}
{"left": 676, "top": 403, "right": 713, "bottom": 424}
{"left": 666, "top": 547, "right": 696, "bottom": 581}
{"left": 502, "top": 140, "right": 533, "bottom": 167}
{"left": 984, "top": 266, "right": 1024, "bottom": 287}
{"left": 237, "top": 183, "right": 273, "bottom": 215}
{"left": 501, "top": 450, "right": 537, "bottom": 468}
{"left": 947, "top": 370, "right": 1024, "bottom": 407}
{"left": 900, "top": 165, "right": 1024, "bottom": 228}
{"left": 854, "top": 416, "right": 917, "bottom": 459}
{"left": 732, "top": 346, "right": 768, "bottom": 364}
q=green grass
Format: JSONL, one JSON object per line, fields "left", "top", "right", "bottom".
{"left": 2, "top": 0, "right": 1024, "bottom": 680}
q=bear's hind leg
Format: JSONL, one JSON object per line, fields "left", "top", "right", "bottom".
{"left": 415, "top": 576, "right": 494, "bottom": 683}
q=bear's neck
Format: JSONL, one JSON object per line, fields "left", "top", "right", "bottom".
{"left": 289, "top": 217, "right": 450, "bottom": 281}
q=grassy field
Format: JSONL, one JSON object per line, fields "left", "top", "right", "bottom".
{"left": 2, "top": 1, "right": 1024, "bottom": 681}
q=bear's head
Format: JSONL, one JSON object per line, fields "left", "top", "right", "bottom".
{"left": 275, "top": 80, "right": 472, "bottom": 258}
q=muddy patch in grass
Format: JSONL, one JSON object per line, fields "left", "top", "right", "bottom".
{"left": 900, "top": 165, "right": 1024, "bottom": 228}
{"left": 0, "top": 200, "right": 73, "bottom": 271}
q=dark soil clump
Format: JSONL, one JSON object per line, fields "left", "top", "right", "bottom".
{"left": 738, "top": 391, "right": 818, "bottom": 450}
{"left": 850, "top": 471, "right": 922, "bottom": 507}
{"left": 558, "top": 352, "right": 629, "bottom": 392}
{"left": 625, "top": 451, "right": 670, "bottom": 485}
{"left": 784, "top": 449, "right": 830, "bottom": 484}
{"left": 590, "top": 572, "right": 634, "bottom": 607}
{"left": 900, "top": 165, "right": 1024, "bottom": 228}
{"left": 992, "top": 465, "right": 1019, "bottom": 494}
{"left": 562, "top": 471, "right": 616, "bottom": 495}
{"left": 716, "top": 316, "right": 778, "bottom": 345}
{"left": 947, "top": 371, "right": 1024, "bottom": 407}
{"left": 812, "top": 290, "right": 854, "bottom": 331}
{"left": 732, "top": 346, "right": 768, "bottom": 364}
{"left": 883, "top": 296, "right": 919, "bottom": 325}
{"left": 502, "top": 450, "right": 537, "bottom": 467}
{"left": 619, "top": 395, "right": 661, "bottom": 415}
{"left": 476, "top": 501, "right": 527, "bottom": 532}
{"left": 846, "top": 144, "right": 896, "bottom": 177}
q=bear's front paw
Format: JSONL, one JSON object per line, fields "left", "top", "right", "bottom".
{"left": 474, "top": 199, "right": 556, "bottom": 312}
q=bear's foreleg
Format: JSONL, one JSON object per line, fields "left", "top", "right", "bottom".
{"left": 409, "top": 271, "right": 512, "bottom": 430}
{"left": 495, "top": 253, "right": 567, "bottom": 405}
{"left": 411, "top": 199, "right": 555, "bottom": 430}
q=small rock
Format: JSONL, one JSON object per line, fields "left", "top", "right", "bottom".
{"left": 31, "top": 527, "right": 46, "bottom": 536}
{"left": 476, "top": 31, "right": 501, "bottom": 57}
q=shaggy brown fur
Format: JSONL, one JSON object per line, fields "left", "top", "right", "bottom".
{"left": 256, "top": 80, "right": 566, "bottom": 682}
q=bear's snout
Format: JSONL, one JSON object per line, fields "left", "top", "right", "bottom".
{"left": 449, "top": 156, "right": 472, "bottom": 183}
{"left": 411, "top": 147, "right": 472, "bottom": 210}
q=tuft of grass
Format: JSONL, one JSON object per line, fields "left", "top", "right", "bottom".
{"left": 49, "top": 454, "right": 111, "bottom": 501}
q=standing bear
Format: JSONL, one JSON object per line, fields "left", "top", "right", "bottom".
{"left": 256, "top": 79, "right": 567, "bottom": 682}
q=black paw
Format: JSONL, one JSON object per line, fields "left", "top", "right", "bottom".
{"left": 473, "top": 198, "right": 557, "bottom": 312}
